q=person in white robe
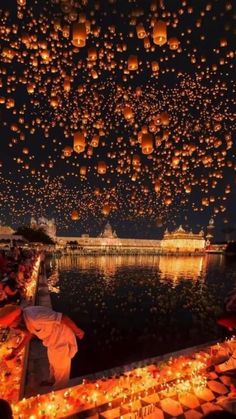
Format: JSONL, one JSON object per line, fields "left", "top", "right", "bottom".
{"left": 0, "top": 304, "right": 84, "bottom": 389}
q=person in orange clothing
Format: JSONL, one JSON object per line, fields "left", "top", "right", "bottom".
{"left": 0, "top": 304, "right": 85, "bottom": 389}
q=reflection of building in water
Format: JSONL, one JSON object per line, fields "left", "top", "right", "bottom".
{"left": 159, "top": 255, "right": 204, "bottom": 283}
{"left": 47, "top": 258, "right": 60, "bottom": 293}
{"left": 57, "top": 255, "right": 161, "bottom": 278}
{"left": 160, "top": 226, "right": 205, "bottom": 253}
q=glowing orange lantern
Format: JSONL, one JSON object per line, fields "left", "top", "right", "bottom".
{"left": 151, "top": 61, "right": 159, "bottom": 72}
{"left": 74, "top": 132, "right": 85, "bottom": 153}
{"left": 128, "top": 55, "right": 139, "bottom": 71}
{"left": 123, "top": 106, "right": 133, "bottom": 120}
{"left": 160, "top": 112, "right": 169, "bottom": 126}
{"left": 132, "top": 154, "right": 141, "bottom": 166}
{"left": 168, "top": 37, "right": 180, "bottom": 50}
{"left": 153, "top": 20, "right": 167, "bottom": 46}
{"left": 91, "top": 135, "right": 99, "bottom": 147}
{"left": 97, "top": 161, "right": 107, "bottom": 174}
{"left": 88, "top": 47, "right": 97, "bottom": 60}
{"left": 72, "top": 23, "right": 86, "bottom": 47}
{"left": 71, "top": 210, "right": 79, "bottom": 220}
{"left": 102, "top": 204, "right": 111, "bottom": 216}
{"left": 63, "top": 77, "right": 71, "bottom": 92}
{"left": 63, "top": 146, "right": 73, "bottom": 157}
{"left": 136, "top": 23, "right": 146, "bottom": 39}
{"left": 154, "top": 180, "right": 161, "bottom": 192}
{"left": 80, "top": 166, "right": 87, "bottom": 176}
{"left": 141, "top": 133, "right": 154, "bottom": 155}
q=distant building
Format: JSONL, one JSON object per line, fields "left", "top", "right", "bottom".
{"left": 57, "top": 223, "right": 207, "bottom": 254}
{"left": 0, "top": 225, "right": 15, "bottom": 235}
{"left": 0, "top": 225, "right": 23, "bottom": 244}
{"left": 206, "top": 218, "right": 215, "bottom": 243}
{"left": 99, "top": 222, "right": 117, "bottom": 239}
{"left": 30, "top": 217, "right": 56, "bottom": 239}
{"left": 160, "top": 225, "right": 205, "bottom": 253}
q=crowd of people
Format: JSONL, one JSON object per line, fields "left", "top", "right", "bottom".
{"left": 0, "top": 244, "right": 38, "bottom": 307}
{"left": 0, "top": 243, "right": 85, "bottom": 392}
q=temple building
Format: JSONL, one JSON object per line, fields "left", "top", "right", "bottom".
{"left": 160, "top": 225, "right": 205, "bottom": 253}
{"left": 30, "top": 217, "right": 56, "bottom": 239}
{"left": 0, "top": 225, "right": 23, "bottom": 244}
{"left": 0, "top": 225, "right": 15, "bottom": 236}
{"left": 99, "top": 222, "right": 117, "bottom": 239}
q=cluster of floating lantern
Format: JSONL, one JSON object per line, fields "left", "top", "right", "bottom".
{"left": 0, "top": 0, "right": 234, "bottom": 230}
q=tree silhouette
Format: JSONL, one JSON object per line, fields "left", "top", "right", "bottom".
{"left": 15, "top": 226, "right": 54, "bottom": 244}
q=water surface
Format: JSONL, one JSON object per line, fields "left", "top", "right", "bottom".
{"left": 47, "top": 254, "right": 236, "bottom": 377}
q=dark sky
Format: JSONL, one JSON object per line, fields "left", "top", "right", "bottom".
{"left": 0, "top": 0, "right": 235, "bottom": 241}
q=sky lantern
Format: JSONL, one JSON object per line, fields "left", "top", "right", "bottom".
{"left": 63, "top": 77, "right": 71, "bottom": 92}
{"left": 220, "top": 38, "right": 227, "bottom": 47}
{"left": 27, "top": 83, "right": 35, "bottom": 94}
{"left": 6, "top": 98, "right": 15, "bottom": 108}
{"left": 153, "top": 20, "right": 167, "bottom": 46}
{"left": 97, "top": 161, "right": 107, "bottom": 174}
{"left": 72, "top": 23, "right": 87, "bottom": 47}
{"left": 132, "top": 154, "right": 140, "bottom": 166}
{"left": 141, "top": 133, "right": 154, "bottom": 155}
{"left": 22, "top": 147, "right": 29, "bottom": 155}
{"left": 123, "top": 105, "right": 133, "bottom": 120}
{"left": 172, "top": 156, "right": 180, "bottom": 167}
{"left": 91, "top": 135, "right": 99, "bottom": 147}
{"left": 63, "top": 146, "right": 73, "bottom": 157}
{"left": 88, "top": 47, "right": 97, "bottom": 61}
{"left": 80, "top": 166, "right": 87, "bottom": 176}
{"left": 50, "top": 96, "right": 59, "bottom": 108}
{"left": 184, "top": 185, "right": 192, "bottom": 193}
{"left": 135, "top": 87, "right": 142, "bottom": 96}
{"left": 73, "top": 132, "right": 85, "bottom": 153}
{"left": 128, "top": 55, "right": 139, "bottom": 71}
{"left": 17, "top": 0, "right": 26, "bottom": 5}
{"left": 102, "top": 204, "right": 111, "bottom": 216}
{"left": 164, "top": 197, "right": 172, "bottom": 206}
{"left": 91, "top": 70, "right": 98, "bottom": 79}
{"left": 160, "top": 112, "right": 169, "bottom": 126}
{"left": 168, "top": 38, "right": 180, "bottom": 50}
{"left": 151, "top": 61, "right": 159, "bottom": 72}
{"left": 154, "top": 180, "right": 161, "bottom": 193}
{"left": 144, "top": 36, "right": 151, "bottom": 49}
{"left": 136, "top": 23, "right": 146, "bottom": 39}
{"left": 71, "top": 210, "right": 79, "bottom": 220}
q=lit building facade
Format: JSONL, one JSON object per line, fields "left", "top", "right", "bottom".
{"left": 57, "top": 224, "right": 206, "bottom": 254}
{"left": 160, "top": 225, "right": 205, "bottom": 253}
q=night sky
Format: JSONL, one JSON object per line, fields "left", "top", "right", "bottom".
{"left": 0, "top": 0, "right": 235, "bottom": 241}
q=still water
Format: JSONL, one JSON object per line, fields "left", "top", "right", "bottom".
{"left": 47, "top": 254, "right": 236, "bottom": 377}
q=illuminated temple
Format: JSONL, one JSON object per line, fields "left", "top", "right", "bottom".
{"left": 160, "top": 225, "right": 206, "bottom": 253}
{"left": 57, "top": 223, "right": 206, "bottom": 254}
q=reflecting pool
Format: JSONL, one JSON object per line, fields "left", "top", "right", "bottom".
{"left": 47, "top": 254, "right": 236, "bottom": 377}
